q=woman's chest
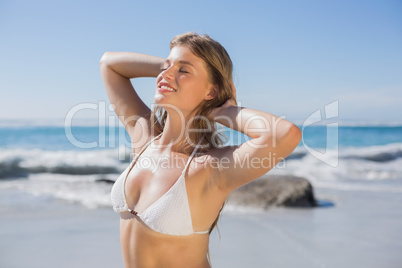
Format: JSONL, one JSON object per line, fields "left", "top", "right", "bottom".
{"left": 124, "top": 152, "right": 187, "bottom": 212}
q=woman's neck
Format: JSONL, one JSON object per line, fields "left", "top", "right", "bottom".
{"left": 156, "top": 111, "right": 195, "bottom": 153}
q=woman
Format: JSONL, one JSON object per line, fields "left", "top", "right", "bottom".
{"left": 100, "top": 32, "right": 301, "bottom": 268}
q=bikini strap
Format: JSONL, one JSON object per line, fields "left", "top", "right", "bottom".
{"left": 182, "top": 134, "right": 205, "bottom": 175}
{"left": 131, "top": 133, "right": 163, "bottom": 163}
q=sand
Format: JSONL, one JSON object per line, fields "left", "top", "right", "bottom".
{"left": 210, "top": 188, "right": 402, "bottom": 268}
{"left": 1, "top": 188, "right": 401, "bottom": 268}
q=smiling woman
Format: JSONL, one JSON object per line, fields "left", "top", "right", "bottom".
{"left": 100, "top": 32, "right": 301, "bottom": 268}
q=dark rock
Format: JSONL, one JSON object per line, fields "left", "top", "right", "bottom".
{"left": 95, "top": 178, "right": 116, "bottom": 184}
{"left": 227, "top": 175, "right": 317, "bottom": 209}
{"left": 0, "top": 158, "right": 29, "bottom": 179}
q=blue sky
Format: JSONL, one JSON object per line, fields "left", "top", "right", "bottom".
{"left": 1, "top": 0, "right": 401, "bottom": 125}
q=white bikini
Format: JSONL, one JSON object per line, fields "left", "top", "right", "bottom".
{"left": 111, "top": 133, "right": 210, "bottom": 236}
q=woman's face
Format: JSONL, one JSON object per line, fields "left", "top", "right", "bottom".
{"left": 154, "top": 45, "right": 215, "bottom": 115}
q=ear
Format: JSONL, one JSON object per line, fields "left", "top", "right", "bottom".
{"left": 205, "top": 86, "right": 218, "bottom": 101}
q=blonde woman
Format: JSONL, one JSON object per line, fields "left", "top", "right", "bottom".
{"left": 100, "top": 32, "right": 301, "bottom": 268}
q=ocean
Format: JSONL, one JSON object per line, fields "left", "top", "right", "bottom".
{"left": 1, "top": 121, "right": 402, "bottom": 209}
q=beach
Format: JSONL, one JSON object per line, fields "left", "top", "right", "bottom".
{"left": 211, "top": 188, "right": 402, "bottom": 268}
{"left": 1, "top": 186, "right": 401, "bottom": 268}
{"left": 0, "top": 189, "right": 123, "bottom": 268}
{"left": 1, "top": 0, "right": 401, "bottom": 266}
{"left": 1, "top": 124, "right": 402, "bottom": 267}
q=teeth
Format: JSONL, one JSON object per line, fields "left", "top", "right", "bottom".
{"left": 161, "top": 85, "right": 176, "bottom": 92}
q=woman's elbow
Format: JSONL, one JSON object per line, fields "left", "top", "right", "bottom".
{"left": 99, "top": 51, "right": 112, "bottom": 66}
{"left": 286, "top": 124, "right": 302, "bottom": 149}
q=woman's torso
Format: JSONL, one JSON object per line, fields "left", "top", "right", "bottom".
{"left": 112, "top": 134, "right": 226, "bottom": 268}
{"left": 120, "top": 215, "right": 211, "bottom": 267}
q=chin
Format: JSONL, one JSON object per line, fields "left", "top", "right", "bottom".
{"left": 154, "top": 94, "right": 166, "bottom": 105}
{"left": 154, "top": 96, "right": 186, "bottom": 114}
{"left": 153, "top": 95, "right": 175, "bottom": 111}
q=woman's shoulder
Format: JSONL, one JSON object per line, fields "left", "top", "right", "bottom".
{"left": 192, "top": 145, "right": 238, "bottom": 174}
{"left": 188, "top": 146, "right": 236, "bottom": 194}
{"left": 200, "top": 144, "right": 239, "bottom": 160}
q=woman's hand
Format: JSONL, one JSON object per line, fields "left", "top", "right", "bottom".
{"left": 208, "top": 82, "right": 237, "bottom": 120}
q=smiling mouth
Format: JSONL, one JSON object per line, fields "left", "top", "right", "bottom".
{"left": 159, "top": 85, "right": 177, "bottom": 92}
{"left": 158, "top": 82, "right": 177, "bottom": 92}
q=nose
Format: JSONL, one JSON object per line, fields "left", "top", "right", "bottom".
{"left": 161, "top": 66, "right": 174, "bottom": 81}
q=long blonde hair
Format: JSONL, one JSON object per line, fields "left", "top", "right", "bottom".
{"left": 150, "top": 32, "right": 236, "bottom": 234}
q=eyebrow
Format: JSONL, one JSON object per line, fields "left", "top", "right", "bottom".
{"left": 178, "top": 60, "right": 195, "bottom": 67}
{"left": 165, "top": 59, "right": 195, "bottom": 68}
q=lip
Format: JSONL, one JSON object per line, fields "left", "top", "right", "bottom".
{"left": 158, "top": 87, "right": 176, "bottom": 93}
{"left": 157, "top": 82, "right": 177, "bottom": 93}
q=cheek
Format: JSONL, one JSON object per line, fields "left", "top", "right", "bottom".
{"left": 181, "top": 82, "right": 207, "bottom": 100}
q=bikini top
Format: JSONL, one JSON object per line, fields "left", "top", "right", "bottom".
{"left": 111, "top": 133, "right": 210, "bottom": 236}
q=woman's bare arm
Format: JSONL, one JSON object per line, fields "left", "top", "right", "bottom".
{"left": 99, "top": 52, "right": 164, "bottom": 130}
{"left": 207, "top": 96, "right": 302, "bottom": 194}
